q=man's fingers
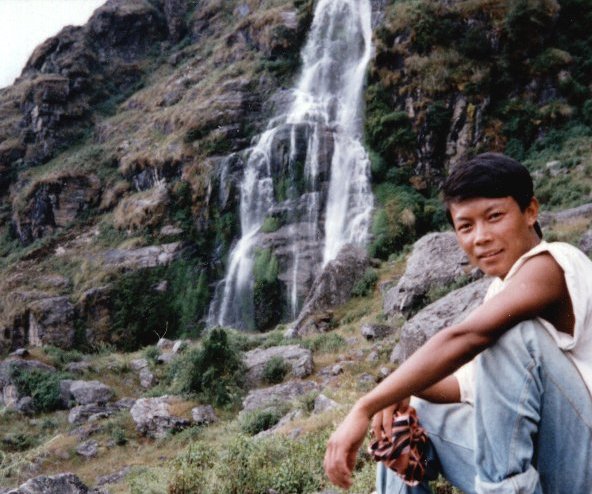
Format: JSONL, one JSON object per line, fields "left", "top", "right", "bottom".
{"left": 382, "top": 404, "right": 397, "bottom": 438}
{"left": 398, "top": 397, "right": 411, "bottom": 413}
{"left": 324, "top": 440, "right": 353, "bottom": 489}
{"left": 371, "top": 411, "right": 383, "bottom": 439}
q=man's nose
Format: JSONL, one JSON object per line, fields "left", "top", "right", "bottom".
{"left": 474, "top": 221, "right": 492, "bottom": 244}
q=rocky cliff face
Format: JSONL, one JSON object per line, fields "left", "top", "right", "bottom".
{"left": 0, "top": 0, "right": 590, "bottom": 352}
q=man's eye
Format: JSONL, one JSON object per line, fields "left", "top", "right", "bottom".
{"left": 457, "top": 224, "right": 472, "bottom": 232}
{"left": 489, "top": 211, "right": 503, "bottom": 220}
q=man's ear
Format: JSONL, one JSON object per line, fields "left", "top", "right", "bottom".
{"left": 526, "top": 197, "right": 539, "bottom": 226}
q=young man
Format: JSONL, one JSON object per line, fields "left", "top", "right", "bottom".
{"left": 324, "top": 153, "right": 592, "bottom": 493}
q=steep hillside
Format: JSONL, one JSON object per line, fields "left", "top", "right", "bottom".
{"left": 1, "top": 1, "right": 592, "bottom": 492}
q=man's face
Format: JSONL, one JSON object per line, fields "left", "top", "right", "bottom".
{"left": 448, "top": 196, "right": 540, "bottom": 279}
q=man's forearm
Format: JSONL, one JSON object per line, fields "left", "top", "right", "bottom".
{"left": 416, "top": 375, "right": 461, "bottom": 403}
{"left": 355, "top": 323, "right": 486, "bottom": 418}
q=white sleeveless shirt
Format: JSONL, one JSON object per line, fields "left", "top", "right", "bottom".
{"left": 454, "top": 241, "right": 592, "bottom": 404}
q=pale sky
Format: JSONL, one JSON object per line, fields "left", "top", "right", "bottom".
{"left": 0, "top": 0, "right": 106, "bottom": 88}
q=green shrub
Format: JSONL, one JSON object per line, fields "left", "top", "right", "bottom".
{"left": 42, "top": 346, "right": 83, "bottom": 368}
{"left": 168, "top": 443, "right": 215, "bottom": 494}
{"left": 262, "top": 356, "right": 290, "bottom": 384}
{"left": 0, "top": 432, "right": 39, "bottom": 452}
{"left": 111, "top": 427, "right": 128, "bottom": 446}
{"left": 168, "top": 328, "right": 245, "bottom": 407}
{"left": 351, "top": 268, "right": 379, "bottom": 297}
{"left": 240, "top": 408, "right": 284, "bottom": 435}
{"left": 143, "top": 346, "right": 160, "bottom": 366}
{"left": 9, "top": 365, "right": 65, "bottom": 413}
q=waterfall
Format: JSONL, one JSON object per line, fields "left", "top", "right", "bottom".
{"left": 207, "top": 0, "right": 374, "bottom": 330}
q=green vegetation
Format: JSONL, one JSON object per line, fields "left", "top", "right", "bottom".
{"left": 9, "top": 365, "right": 67, "bottom": 414}
{"left": 42, "top": 346, "right": 83, "bottom": 368}
{"left": 110, "top": 259, "right": 210, "bottom": 350}
{"left": 262, "top": 356, "right": 290, "bottom": 384}
{"left": 239, "top": 407, "right": 284, "bottom": 435}
{"left": 168, "top": 431, "right": 329, "bottom": 494}
{"left": 166, "top": 328, "right": 246, "bottom": 407}
{"left": 253, "top": 248, "right": 283, "bottom": 331}
{"left": 351, "top": 268, "right": 379, "bottom": 297}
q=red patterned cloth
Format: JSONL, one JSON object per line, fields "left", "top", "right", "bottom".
{"left": 368, "top": 406, "right": 433, "bottom": 486}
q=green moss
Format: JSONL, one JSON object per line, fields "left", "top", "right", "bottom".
{"left": 252, "top": 249, "right": 283, "bottom": 331}
{"left": 261, "top": 216, "right": 282, "bottom": 233}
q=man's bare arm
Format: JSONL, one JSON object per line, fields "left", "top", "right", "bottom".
{"left": 324, "top": 253, "right": 568, "bottom": 488}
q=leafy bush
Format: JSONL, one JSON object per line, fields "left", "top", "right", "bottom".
{"left": 168, "top": 328, "right": 246, "bottom": 407}
{"left": 262, "top": 356, "right": 290, "bottom": 384}
{"left": 9, "top": 365, "right": 65, "bottom": 413}
{"left": 240, "top": 408, "right": 284, "bottom": 435}
{"left": 351, "top": 268, "right": 379, "bottom": 297}
{"left": 168, "top": 443, "right": 215, "bottom": 494}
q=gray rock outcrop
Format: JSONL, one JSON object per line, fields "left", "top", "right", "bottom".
{"left": 243, "top": 345, "right": 314, "bottom": 386}
{"left": 5, "top": 473, "right": 90, "bottom": 494}
{"left": 130, "top": 396, "right": 191, "bottom": 439}
{"left": 289, "top": 245, "right": 370, "bottom": 337}
{"left": 191, "top": 405, "right": 218, "bottom": 426}
{"left": 383, "top": 232, "right": 481, "bottom": 318}
{"left": 390, "top": 277, "right": 492, "bottom": 364}
{"left": 102, "top": 242, "right": 183, "bottom": 270}
{"left": 580, "top": 229, "right": 592, "bottom": 256}
{"left": 538, "top": 202, "right": 592, "bottom": 227}
{"left": 69, "top": 381, "right": 114, "bottom": 406}
{"left": 360, "top": 324, "right": 397, "bottom": 340}
{"left": 242, "top": 380, "right": 319, "bottom": 413}
{"left": 68, "top": 399, "right": 135, "bottom": 425}
{"left": 27, "top": 296, "right": 76, "bottom": 349}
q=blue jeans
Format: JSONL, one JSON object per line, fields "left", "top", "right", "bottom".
{"left": 376, "top": 320, "right": 592, "bottom": 494}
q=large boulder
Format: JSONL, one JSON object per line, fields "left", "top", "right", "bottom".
{"left": 0, "top": 358, "right": 56, "bottom": 388}
{"left": 390, "top": 277, "right": 492, "bottom": 364}
{"left": 383, "top": 232, "right": 481, "bottom": 318}
{"left": 5, "top": 473, "right": 90, "bottom": 494}
{"left": 130, "top": 396, "right": 191, "bottom": 439}
{"left": 243, "top": 345, "right": 314, "bottom": 387}
{"left": 69, "top": 380, "right": 114, "bottom": 406}
{"left": 241, "top": 380, "right": 319, "bottom": 413}
{"left": 27, "top": 296, "right": 76, "bottom": 349}
{"left": 288, "top": 244, "right": 370, "bottom": 337}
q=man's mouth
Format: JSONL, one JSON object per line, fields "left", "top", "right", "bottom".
{"left": 478, "top": 249, "right": 502, "bottom": 260}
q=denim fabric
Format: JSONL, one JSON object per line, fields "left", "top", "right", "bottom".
{"left": 376, "top": 320, "right": 592, "bottom": 494}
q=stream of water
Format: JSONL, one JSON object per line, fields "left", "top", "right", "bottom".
{"left": 207, "top": 0, "right": 374, "bottom": 329}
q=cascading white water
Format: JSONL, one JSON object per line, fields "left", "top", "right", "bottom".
{"left": 208, "top": 0, "right": 374, "bottom": 329}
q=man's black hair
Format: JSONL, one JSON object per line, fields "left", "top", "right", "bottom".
{"left": 443, "top": 152, "right": 543, "bottom": 238}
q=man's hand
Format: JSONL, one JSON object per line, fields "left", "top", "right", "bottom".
{"left": 371, "top": 398, "right": 410, "bottom": 440}
{"left": 324, "top": 405, "right": 371, "bottom": 489}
